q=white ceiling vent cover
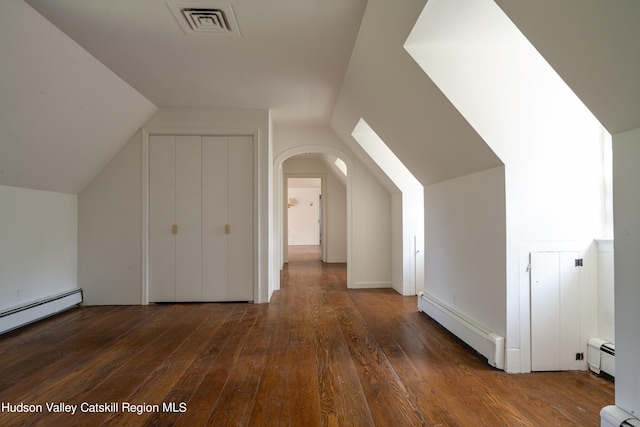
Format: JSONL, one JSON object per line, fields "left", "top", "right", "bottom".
{"left": 167, "top": 2, "right": 241, "bottom": 36}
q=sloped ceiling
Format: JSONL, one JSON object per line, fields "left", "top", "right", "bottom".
{"left": 0, "top": 1, "right": 157, "bottom": 194}
{"left": 3, "top": 0, "right": 365, "bottom": 195}
{"left": 332, "top": 0, "right": 640, "bottom": 186}
{"left": 5, "top": 0, "right": 640, "bottom": 195}
{"left": 25, "top": 0, "right": 367, "bottom": 126}
{"left": 330, "top": 0, "right": 503, "bottom": 186}
{"left": 494, "top": 0, "right": 640, "bottom": 134}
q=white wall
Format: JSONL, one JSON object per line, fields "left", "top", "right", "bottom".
{"left": 274, "top": 126, "right": 392, "bottom": 289}
{"left": 612, "top": 128, "right": 640, "bottom": 418}
{"left": 407, "top": 0, "right": 606, "bottom": 372}
{"left": 78, "top": 108, "right": 273, "bottom": 304}
{"left": 391, "top": 193, "right": 403, "bottom": 295}
{"left": 323, "top": 166, "right": 348, "bottom": 264}
{"left": 352, "top": 119, "right": 424, "bottom": 296}
{"left": 78, "top": 131, "right": 142, "bottom": 305}
{"left": 596, "top": 239, "right": 615, "bottom": 343}
{"left": 350, "top": 169, "right": 392, "bottom": 289}
{"left": 425, "top": 166, "right": 507, "bottom": 337}
{"left": 404, "top": 192, "right": 425, "bottom": 295}
{"left": 0, "top": 185, "right": 77, "bottom": 311}
{"left": 287, "top": 186, "right": 321, "bottom": 245}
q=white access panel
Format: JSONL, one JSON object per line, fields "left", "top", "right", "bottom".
{"left": 558, "top": 251, "right": 581, "bottom": 370}
{"left": 531, "top": 252, "right": 560, "bottom": 371}
{"left": 530, "top": 251, "right": 581, "bottom": 371}
{"left": 227, "top": 136, "right": 254, "bottom": 301}
{"left": 175, "top": 136, "right": 202, "bottom": 301}
{"left": 149, "top": 135, "right": 176, "bottom": 302}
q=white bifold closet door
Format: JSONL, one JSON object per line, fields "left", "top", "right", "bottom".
{"left": 202, "top": 136, "right": 254, "bottom": 301}
{"left": 149, "top": 135, "right": 254, "bottom": 302}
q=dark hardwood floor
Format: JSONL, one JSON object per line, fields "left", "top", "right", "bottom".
{"left": 0, "top": 246, "right": 614, "bottom": 426}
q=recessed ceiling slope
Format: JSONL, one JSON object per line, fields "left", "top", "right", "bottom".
{"left": 0, "top": 1, "right": 157, "bottom": 194}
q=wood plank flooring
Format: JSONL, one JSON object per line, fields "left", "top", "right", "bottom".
{"left": 0, "top": 246, "right": 614, "bottom": 426}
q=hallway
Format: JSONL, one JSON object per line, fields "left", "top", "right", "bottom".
{"left": 287, "top": 245, "right": 323, "bottom": 263}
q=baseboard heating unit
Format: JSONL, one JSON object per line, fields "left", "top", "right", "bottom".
{"left": 601, "top": 406, "right": 640, "bottom": 427}
{"left": 0, "top": 289, "right": 83, "bottom": 335}
{"left": 418, "top": 292, "right": 505, "bottom": 370}
{"left": 588, "top": 337, "right": 615, "bottom": 379}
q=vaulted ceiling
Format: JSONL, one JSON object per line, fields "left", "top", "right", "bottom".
{"left": 2, "top": 0, "right": 640, "bottom": 194}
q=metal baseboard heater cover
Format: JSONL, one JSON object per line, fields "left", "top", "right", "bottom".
{"left": 0, "top": 289, "right": 83, "bottom": 335}
{"left": 418, "top": 292, "right": 505, "bottom": 370}
{"left": 601, "top": 405, "right": 640, "bottom": 427}
{"left": 588, "top": 337, "right": 615, "bottom": 378}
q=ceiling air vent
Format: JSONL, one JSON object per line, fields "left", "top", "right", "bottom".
{"left": 182, "top": 9, "right": 230, "bottom": 33}
{"left": 167, "top": 2, "right": 241, "bottom": 36}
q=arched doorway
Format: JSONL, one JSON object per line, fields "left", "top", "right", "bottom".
{"left": 273, "top": 146, "right": 353, "bottom": 291}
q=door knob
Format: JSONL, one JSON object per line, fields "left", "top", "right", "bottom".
{"left": 172, "top": 224, "right": 178, "bottom": 234}
{"left": 225, "top": 224, "right": 231, "bottom": 234}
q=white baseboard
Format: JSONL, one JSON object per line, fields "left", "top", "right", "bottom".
{"left": 418, "top": 291, "right": 504, "bottom": 370}
{"left": 350, "top": 281, "right": 392, "bottom": 289}
{"left": 0, "top": 289, "right": 83, "bottom": 335}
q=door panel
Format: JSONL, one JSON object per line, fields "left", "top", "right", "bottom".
{"left": 149, "top": 135, "right": 176, "bottom": 302}
{"left": 202, "top": 136, "right": 229, "bottom": 301}
{"left": 175, "top": 136, "right": 202, "bottom": 301}
{"left": 531, "top": 252, "right": 561, "bottom": 371}
{"left": 531, "top": 251, "right": 581, "bottom": 371}
{"left": 559, "top": 252, "right": 581, "bottom": 370}
{"left": 228, "top": 136, "right": 254, "bottom": 301}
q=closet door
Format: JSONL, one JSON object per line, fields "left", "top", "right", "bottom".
{"left": 150, "top": 135, "right": 254, "bottom": 302}
{"left": 228, "top": 136, "right": 254, "bottom": 301}
{"left": 202, "top": 137, "right": 229, "bottom": 301}
{"left": 149, "top": 135, "right": 176, "bottom": 302}
{"left": 530, "top": 251, "right": 581, "bottom": 371}
{"left": 202, "top": 136, "right": 254, "bottom": 301}
{"left": 174, "top": 136, "right": 202, "bottom": 301}
{"left": 149, "top": 135, "right": 202, "bottom": 302}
